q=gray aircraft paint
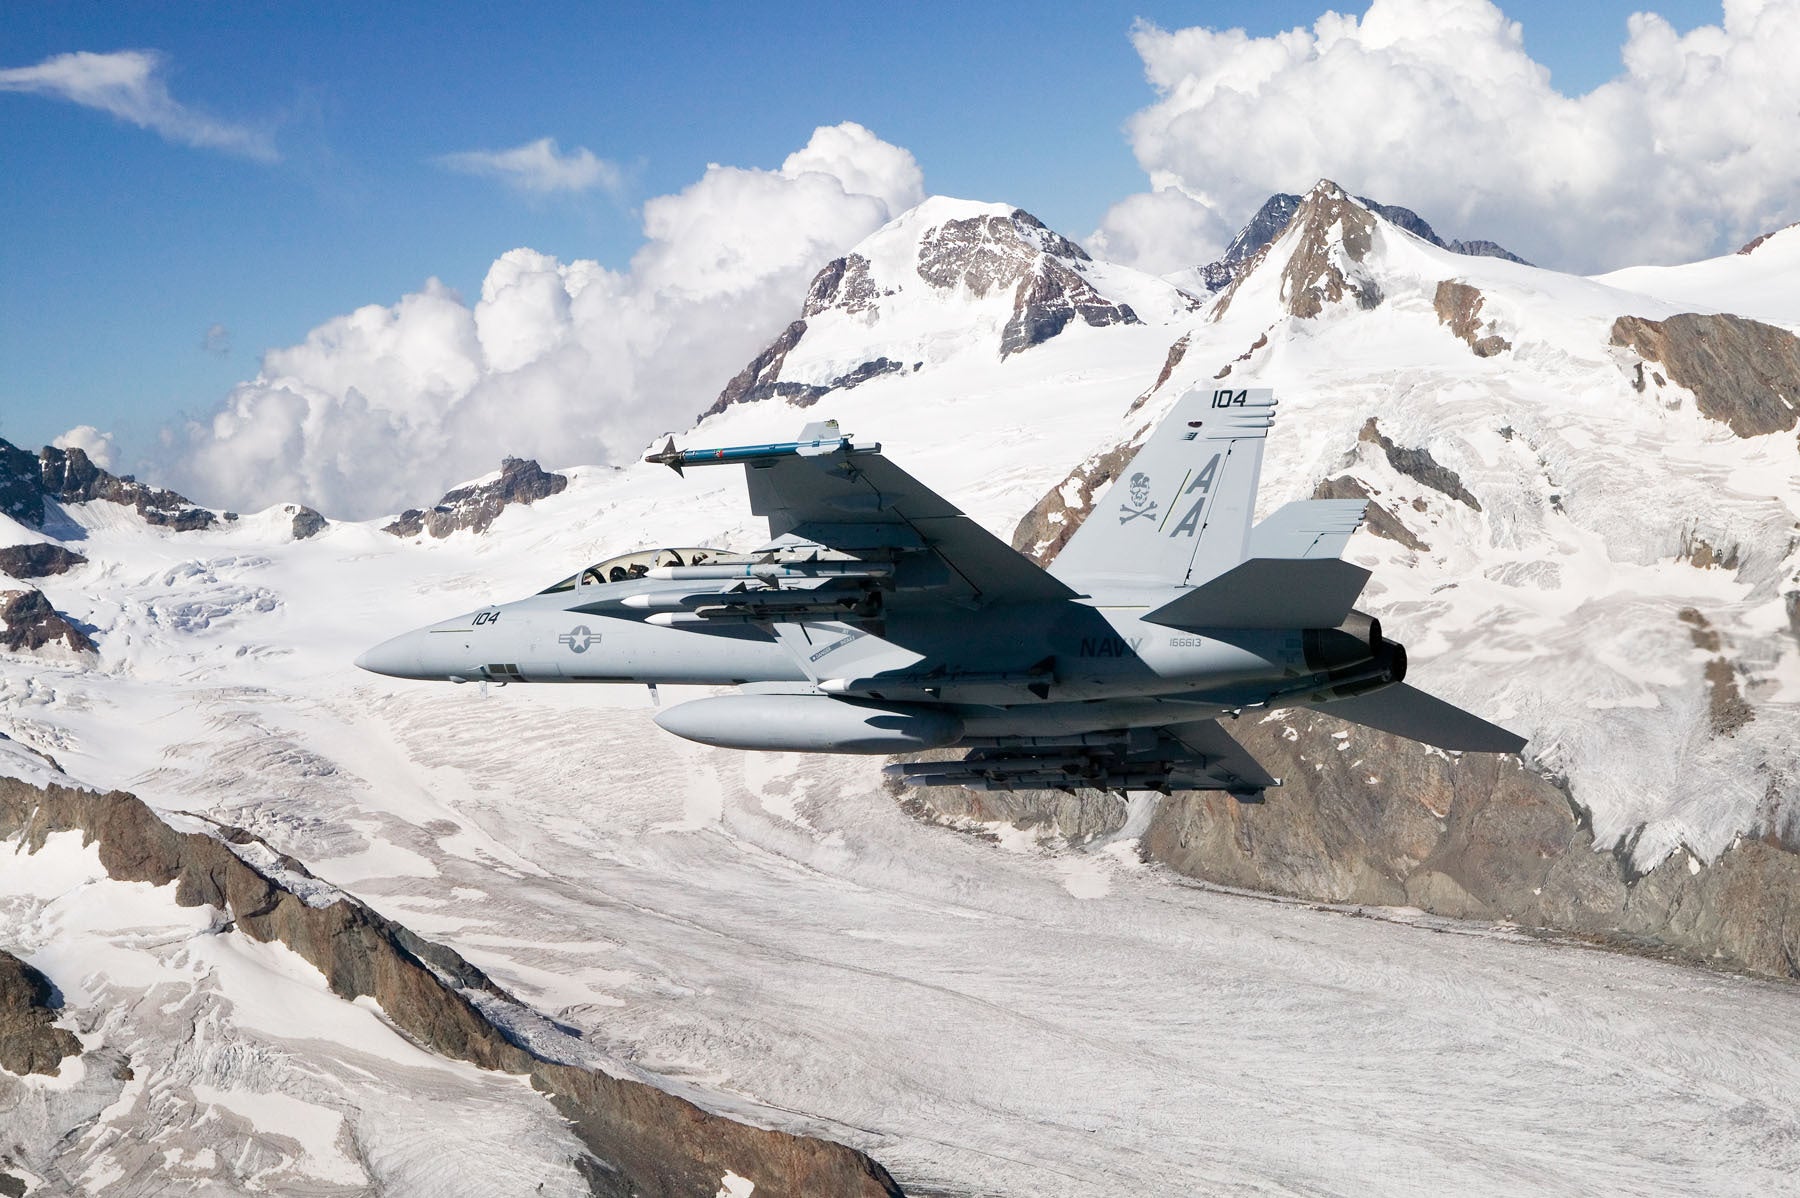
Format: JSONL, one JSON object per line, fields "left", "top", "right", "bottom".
{"left": 359, "top": 391, "right": 1524, "bottom": 797}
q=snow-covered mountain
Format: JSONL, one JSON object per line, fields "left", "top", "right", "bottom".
{"left": 4, "top": 185, "right": 1800, "bottom": 1196}
{"left": 1167, "top": 188, "right": 1529, "bottom": 294}
{"left": 703, "top": 197, "right": 1197, "bottom": 418}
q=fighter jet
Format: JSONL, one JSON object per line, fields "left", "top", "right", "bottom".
{"left": 357, "top": 388, "right": 1524, "bottom": 799}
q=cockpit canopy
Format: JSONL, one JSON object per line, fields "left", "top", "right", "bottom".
{"left": 538, "top": 547, "right": 730, "bottom": 594}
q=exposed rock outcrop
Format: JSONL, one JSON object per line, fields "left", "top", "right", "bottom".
{"left": 705, "top": 320, "right": 812, "bottom": 416}
{"left": 0, "top": 439, "right": 215, "bottom": 532}
{"left": 0, "top": 777, "right": 904, "bottom": 1196}
{"left": 909, "top": 700, "right": 1800, "bottom": 981}
{"left": 0, "top": 589, "right": 96, "bottom": 655}
{"left": 1610, "top": 313, "right": 1800, "bottom": 437}
{"left": 1359, "top": 199, "right": 1530, "bottom": 264}
{"left": 288, "top": 505, "right": 327, "bottom": 540}
{"left": 703, "top": 318, "right": 906, "bottom": 418}
{"left": 0, "top": 544, "right": 86, "bottom": 580}
{"left": 803, "top": 253, "right": 883, "bottom": 318}
{"left": 708, "top": 204, "right": 1146, "bottom": 417}
{"left": 1010, "top": 442, "right": 1138, "bottom": 563}
{"left": 1434, "top": 281, "right": 1512, "bottom": 357}
{"left": 1131, "top": 334, "right": 1191, "bottom": 412}
{"left": 385, "top": 458, "right": 568, "bottom": 539}
{"left": 915, "top": 208, "right": 1141, "bottom": 358}
{"left": 999, "top": 257, "right": 1137, "bottom": 358}
{"left": 1212, "top": 332, "right": 1270, "bottom": 380}
{"left": 1737, "top": 222, "right": 1799, "bottom": 255}
{"left": 930, "top": 449, "right": 1800, "bottom": 984}
{"left": 1677, "top": 527, "right": 1740, "bottom": 571}
{"left": 1311, "top": 475, "right": 1430, "bottom": 551}
{"left": 1194, "top": 190, "right": 1528, "bottom": 295}
{"left": 1134, "top": 710, "right": 1800, "bottom": 979}
{"left": 915, "top": 209, "right": 1090, "bottom": 294}
{"left": 0, "top": 949, "right": 80, "bottom": 1077}
{"left": 1679, "top": 608, "right": 1754, "bottom": 736}
{"left": 1213, "top": 181, "right": 1383, "bottom": 320}
{"left": 1358, "top": 417, "right": 1481, "bottom": 511}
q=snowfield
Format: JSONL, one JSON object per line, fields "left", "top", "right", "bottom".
{"left": 4, "top": 191, "right": 1800, "bottom": 1194}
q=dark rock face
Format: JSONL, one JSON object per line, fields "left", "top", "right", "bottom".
{"left": 706, "top": 320, "right": 811, "bottom": 417}
{"left": 1011, "top": 442, "right": 1138, "bottom": 563}
{"left": 1434, "top": 280, "right": 1512, "bottom": 357}
{"left": 999, "top": 258, "right": 1138, "bottom": 359}
{"left": 704, "top": 318, "right": 906, "bottom": 418}
{"left": 1358, "top": 417, "right": 1482, "bottom": 511}
{"left": 289, "top": 506, "right": 327, "bottom": 540}
{"left": 958, "top": 437, "right": 1800, "bottom": 984}
{"left": 709, "top": 205, "right": 1142, "bottom": 417}
{"left": 1213, "top": 181, "right": 1382, "bottom": 320}
{"left": 1311, "top": 475, "right": 1430, "bottom": 551}
{"left": 1211, "top": 332, "right": 1270, "bottom": 380}
{"left": 1221, "top": 194, "right": 1302, "bottom": 271}
{"left": 1678, "top": 527, "right": 1740, "bottom": 571}
{"left": 0, "top": 589, "right": 96, "bottom": 654}
{"left": 915, "top": 209, "right": 1140, "bottom": 360}
{"left": 1679, "top": 608, "right": 1754, "bottom": 736}
{"left": 0, "top": 949, "right": 80, "bottom": 1076}
{"left": 916, "top": 209, "right": 1091, "bottom": 295}
{"left": 1358, "top": 200, "right": 1530, "bottom": 265}
{"left": 1135, "top": 710, "right": 1800, "bottom": 980}
{"left": 1447, "top": 237, "right": 1528, "bottom": 263}
{"left": 0, "top": 438, "right": 215, "bottom": 532}
{"left": 0, "top": 777, "right": 905, "bottom": 1196}
{"left": 1610, "top": 313, "right": 1800, "bottom": 437}
{"left": 1129, "top": 333, "right": 1192, "bottom": 413}
{"left": 804, "top": 253, "right": 884, "bottom": 318}
{"left": 1195, "top": 190, "right": 1527, "bottom": 295}
{"left": 384, "top": 458, "right": 568, "bottom": 539}
{"left": 0, "top": 543, "right": 87, "bottom": 580}
{"left": 1737, "top": 222, "right": 1798, "bottom": 255}
{"left": 0, "top": 443, "right": 44, "bottom": 528}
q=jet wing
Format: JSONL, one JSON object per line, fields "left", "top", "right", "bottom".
{"left": 654, "top": 424, "right": 1075, "bottom": 606}
{"left": 1154, "top": 720, "right": 1279, "bottom": 792}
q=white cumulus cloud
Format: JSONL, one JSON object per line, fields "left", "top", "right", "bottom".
{"left": 780, "top": 121, "right": 926, "bottom": 215}
{"left": 0, "top": 49, "right": 276, "bottom": 161}
{"left": 437, "top": 137, "right": 624, "bottom": 195}
{"left": 1094, "top": 0, "right": 1800, "bottom": 273}
{"left": 53, "top": 425, "right": 117, "bottom": 470}
{"left": 169, "top": 123, "right": 926, "bottom": 519}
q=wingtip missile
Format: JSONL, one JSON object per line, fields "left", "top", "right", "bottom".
{"left": 645, "top": 437, "right": 684, "bottom": 475}
{"left": 642, "top": 430, "right": 873, "bottom": 475}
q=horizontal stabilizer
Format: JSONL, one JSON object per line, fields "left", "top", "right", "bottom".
{"left": 1308, "top": 683, "right": 1527, "bottom": 753}
{"left": 1143, "top": 557, "right": 1371, "bottom": 630}
{"left": 1247, "top": 499, "right": 1368, "bottom": 560}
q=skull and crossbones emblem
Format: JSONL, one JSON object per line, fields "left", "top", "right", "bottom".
{"left": 1118, "top": 472, "right": 1158, "bottom": 524}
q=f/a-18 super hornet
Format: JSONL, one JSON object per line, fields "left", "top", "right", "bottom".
{"left": 357, "top": 388, "right": 1524, "bottom": 798}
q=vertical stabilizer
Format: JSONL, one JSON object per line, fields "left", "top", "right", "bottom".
{"left": 1051, "top": 387, "right": 1276, "bottom": 589}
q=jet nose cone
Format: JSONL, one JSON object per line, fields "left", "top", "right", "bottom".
{"left": 355, "top": 630, "right": 427, "bottom": 678}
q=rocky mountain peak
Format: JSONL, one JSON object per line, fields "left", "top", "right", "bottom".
{"left": 913, "top": 206, "right": 1091, "bottom": 298}
{"left": 0, "top": 438, "right": 216, "bottom": 533}
{"left": 1192, "top": 184, "right": 1529, "bottom": 298}
{"left": 706, "top": 198, "right": 1163, "bottom": 420}
{"left": 383, "top": 456, "right": 568, "bottom": 539}
{"left": 1736, "top": 220, "right": 1800, "bottom": 256}
{"left": 1213, "top": 178, "right": 1384, "bottom": 320}
{"left": 0, "top": 588, "right": 96, "bottom": 656}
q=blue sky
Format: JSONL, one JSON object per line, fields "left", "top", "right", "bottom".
{"left": 0, "top": 0, "right": 1749, "bottom": 475}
